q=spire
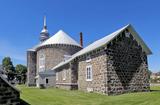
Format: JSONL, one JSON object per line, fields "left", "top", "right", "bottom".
{"left": 40, "top": 16, "right": 49, "bottom": 42}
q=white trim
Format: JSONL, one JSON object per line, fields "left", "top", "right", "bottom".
{"left": 56, "top": 83, "right": 78, "bottom": 85}
{"left": 64, "top": 55, "right": 72, "bottom": 61}
{"left": 128, "top": 25, "right": 152, "bottom": 55}
{"left": 125, "top": 31, "right": 130, "bottom": 38}
{"left": 56, "top": 72, "right": 58, "bottom": 80}
{"left": 51, "top": 24, "right": 152, "bottom": 71}
{"left": 63, "top": 69, "right": 66, "bottom": 80}
{"left": 86, "top": 65, "right": 93, "bottom": 81}
{"left": 86, "top": 55, "right": 91, "bottom": 62}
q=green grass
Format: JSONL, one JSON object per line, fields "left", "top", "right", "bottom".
{"left": 17, "top": 85, "right": 160, "bottom": 105}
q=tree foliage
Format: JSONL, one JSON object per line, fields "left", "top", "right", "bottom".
{"left": 2, "top": 57, "right": 15, "bottom": 72}
{"left": 2, "top": 57, "right": 15, "bottom": 81}
{"left": 15, "top": 64, "right": 27, "bottom": 84}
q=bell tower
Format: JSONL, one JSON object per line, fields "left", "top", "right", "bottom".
{"left": 40, "top": 16, "right": 49, "bottom": 42}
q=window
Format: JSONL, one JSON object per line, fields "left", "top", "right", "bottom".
{"left": 56, "top": 72, "right": 58, "bottom": 80}
{"left": 39, "top": 54, "right": 45, "bottom": 72}
{"left": 86, "top": 55, "right": 91, "bottom": 62}
{"left": 46, "top": 78, "right": 48, "bottom": 84}
{"left": 64, "top": 55, "right": 71, "bottom": 61}
{"left": 125, "top": 29, "right": 130, "bottom": 38}
{"left": 86, "top": 65, "right": 92, "bottom": 81}
{"left": 63, "top": 69, "right": 66, "bottom": 80}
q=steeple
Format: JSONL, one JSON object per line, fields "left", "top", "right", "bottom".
{"left": 40, "top": 16, "right": 49, "bottom": 42}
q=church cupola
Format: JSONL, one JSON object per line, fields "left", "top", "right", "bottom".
{"left": 40, "top": 16, "right": 49, "bottom": 42}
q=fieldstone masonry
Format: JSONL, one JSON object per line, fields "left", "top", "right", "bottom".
{"left": 0, "top": 76, "right": 20, "bottom": 105}
{"left": 78, "top": 50, "right": 108, "bottom": 94}
{"left": 56, "top": 61, "right": 78, "bottom": 90}
{"left": 37, "top": 45, "right": 82, "bottom": 72}
{"left": 56, "top": 29, "right": 150, "bottom": 95}
{"left": 27, "top": 24, "right": 151, "bottom": 95}
{"left": 106, "top": 33, "right": 150, "bottom": 95}
{"left": 27, "top": 50, "right": 37, "bottom": 86}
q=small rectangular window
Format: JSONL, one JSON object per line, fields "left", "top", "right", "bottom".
{"left": 63, "top": 70, "right": 66, "bottom": 80}
{"left": 64, "top": 55, "right": 71, "bottom": 61}
{"left": 39, "top": 54, "right": 45, "bottom": 72}
{"left": 86, "top": 65, "right": 92, "bottom": 81}
{"left": 86, "top": 55, "right": 91, "bottom": 62}
{"left": 56, "top": 72, "right": 58, "bottom": 80}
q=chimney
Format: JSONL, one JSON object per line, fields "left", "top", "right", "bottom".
{"left": 80, "top": 32, "right": 83, "bottom": 47}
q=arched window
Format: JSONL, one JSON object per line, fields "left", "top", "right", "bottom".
{"left": 39, "top": 54, "right": 45, "bottom": 72}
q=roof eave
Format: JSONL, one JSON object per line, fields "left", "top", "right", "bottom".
{"left": 128, "top": 25, "right": 152, "bottom": 55}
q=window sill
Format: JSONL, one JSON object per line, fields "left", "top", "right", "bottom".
{"left": 86, "top": 79, "right": 92, "bottom": 81}
{"left": 86, "top": 59, "right": 91, "bottom": 63}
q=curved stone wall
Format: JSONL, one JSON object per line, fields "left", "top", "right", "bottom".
{"left": 36, "top": 44, "right": 82, "bottom": 72}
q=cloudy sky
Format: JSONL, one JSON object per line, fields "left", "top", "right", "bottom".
{"left": 0, "top": 0, "right": 159, "bottom": 72}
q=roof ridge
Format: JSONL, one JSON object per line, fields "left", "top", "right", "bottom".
{"left": 52, "top": 24, "right": 152, "bottom": 70}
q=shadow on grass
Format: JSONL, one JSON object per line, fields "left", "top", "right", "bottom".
{"left": 150, "top": 90, "right": 160, "bottom": 92}
{"left": 20, "top": 99, "right": 31, "bottom": 105}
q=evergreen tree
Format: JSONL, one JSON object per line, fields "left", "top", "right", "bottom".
{"left": 2, "top": 57, "right": 15, "bottom": 81}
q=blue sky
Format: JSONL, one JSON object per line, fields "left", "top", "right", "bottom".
{"left": 0, "top": 0, "right": 159, "bottom": 72}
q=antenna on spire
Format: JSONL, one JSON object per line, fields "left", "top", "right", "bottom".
{"left": 41, "top": 15, "right": 48, "bottom": 33}
{"left": 44, "top": 16, "right": 46, "bottom": 27}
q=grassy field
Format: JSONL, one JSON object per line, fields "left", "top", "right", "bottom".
{"left": 17, "top": 85, "right": 160, "bottom": 105}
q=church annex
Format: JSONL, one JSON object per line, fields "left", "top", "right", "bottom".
{"left": 27, "top": 17, "right": 152, "bottom": 95}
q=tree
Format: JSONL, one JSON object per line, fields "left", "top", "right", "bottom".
{"left": 2, "top": 57, "right": 15, "bottom": 81}
{"left": 148, "top": 70, "right": 152, "bottom": 79}
{"left": 15, "top": 64, "right": 27, "bottom": 84}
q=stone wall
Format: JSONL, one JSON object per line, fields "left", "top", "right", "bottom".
{"left": 56, "top": 62, "right": 78, "bottom": 90}
{"left": 37, "top": 45, "right": 82, "bottom": 73}
{"left": 45, "top": 76, "right": 56, "bottom": 87}
{"left": 0, "top": 76, "right": 20, "bottom": 105}
{"left": 49, "top": 28, "right": 150, "bottom": 95}
{"left": 78, "top": 49, "right": 107, "bottom": 94}
{"left": 36, "top": 75, "right": 56, "bottom": 88}
{"left": 27, "top": 50, "right": 37, "bottom": 86}
{"left": 106, "top": 31, "right": 150, "bottom": 95}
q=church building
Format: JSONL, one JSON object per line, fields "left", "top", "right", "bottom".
{"left": 27, "top": 17, "right": 152, "bottom": 95}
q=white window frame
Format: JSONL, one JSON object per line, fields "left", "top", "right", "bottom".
{"left": 39, "top": 54, "right": 45, "bottom": 72}
{"left": 64, "top": 55, "right": 71, "bottom": 61}
{"left": 56, "top": 72, "right": 58, "bottom": 80}
{"left": 63, "top": 69, "right": 66, "bottom": 80}
{"left": 125, "top": 30, "right": 130, "bottom": 38}
{"left": 86, "top": 65, "right": 92, "bottom": 81}
{"left": 86, "top": 55, "right": 91, "bottom": 62}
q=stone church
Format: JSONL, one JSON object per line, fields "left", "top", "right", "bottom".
{"left": 27, "top": 17, "right": 152, "bottom": 95}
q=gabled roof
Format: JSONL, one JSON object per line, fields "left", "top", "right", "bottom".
{"left": 52, "top": 24, "right": 152, "bottom": 71}
{"left": 0, "top": 75, "right": 20, "bottom": 92}
{"left": 40, "top": 30, "right": 81, "bottom": 47}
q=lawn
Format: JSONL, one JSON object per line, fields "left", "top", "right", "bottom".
{"left": 17, "top": 85, "right": 160, "bottom": 105}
